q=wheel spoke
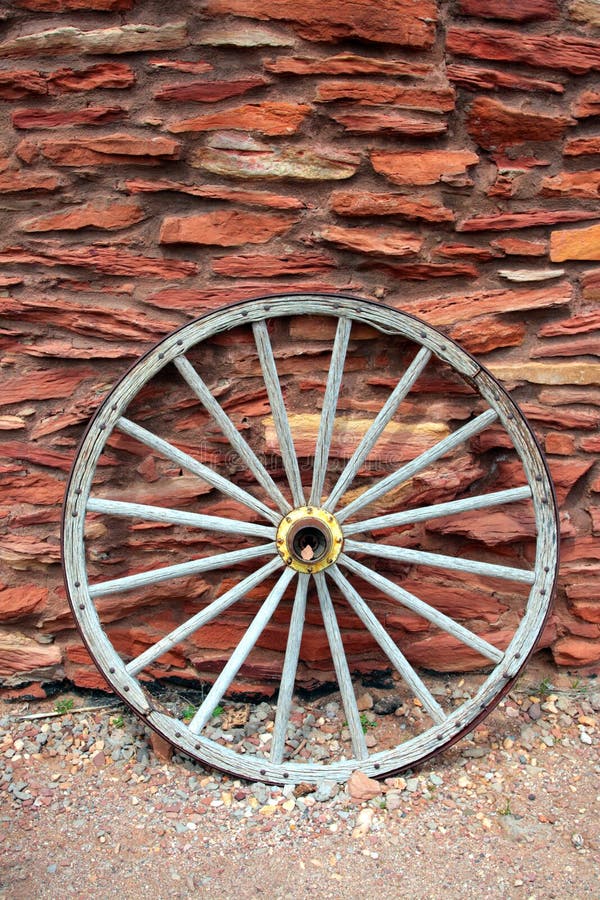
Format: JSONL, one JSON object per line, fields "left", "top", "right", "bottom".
{"left": 174, "top": 355, "right": 292, "bottom": 515}
{"left": 344, "top": 539, "right": 534, "bottom": 585}
{"left": 336, "top": 408, "right": 498, "bottom": 523}
{"left": 339, "top": 554, "right": 505, "bottom": 664}
{"left": 309, "top": 317, "right": 352, "bottom": 506}
{"left": 253, "top": 320, "right": 305, "bottom": 507}
{"left": 343, "top": 486, "right": 532, "bottom": 536}
{"left": 116, "top": 416, "right": 279, "bottom": 524}
{"left": 126, "top": 556, "right": 283, "bottom": 675}
{"left": 87, "top": 497, "right": 276, "bottom": 539}
{"left": 188, "top": 567, "right": 297, "bottom": 735}
{"left": 328, "top": 566, "right": 446, "bottom": 723}
{"left": 270, "top": 573, "right": 310, "bottom": 764}
{"left": 89, "top": 543, "right": 277, "bottom": 599}
{"left": 314, "top": 571, "right": 368, "bottom": 761}
{"left": 325, "top": 346, "right": 431, "bottom": 512}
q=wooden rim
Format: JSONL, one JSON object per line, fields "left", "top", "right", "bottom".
{"left": 62, "top": 293, "right": 559, "bottom": 784}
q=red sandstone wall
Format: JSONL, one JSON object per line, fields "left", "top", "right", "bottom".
{"left": 0, "top": 0, "right": 599, "bottom": 696}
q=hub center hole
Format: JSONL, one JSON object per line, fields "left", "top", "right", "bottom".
{"left": 291, "top": 525, "right": 328, "bottom": 562}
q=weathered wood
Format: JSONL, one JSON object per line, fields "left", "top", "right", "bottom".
{"left": 253, "top": 320, "right": 305, "bottom": 508}
{"left": 117, "top": 416, "right": 279, "bottom": 524}
{"left": 87, "top": 496, "right": 276, "bottom": 538}
{"left": 126, "top": 556, "right": 283, "bottom": 675}
{"left": 174, "top": 354, "right": 292, "bottom": 514}
{"left": 270, "top": 573, "right": 309, "bottom": 764}
{"left": 189, "top": 567, "right": 296, "bottom": 734}
{"left": 336, "top": 408, "right": 499, "bottom": 523}
{"left": 339, "top": 554, "right": 506, "bottom": 663}
{"left": 314, "top": 571, "right": 368, "bottom": 761}
{"left": 309, "top": 317, "right": 351, "bottom": 506}
{"left": 343, "top": 485, "right": 532, "bottom": 535}
{"left": 325, "top": 345, "right": 431, "bottom": 511}
{"left": 329, "top": 565, "right": 446, "bottom": 722}
{"left": 89, "top": 542, "right": 276, "bottom": 599}
{"left": 344, "top": 538, "right": 535, "bottom": 585}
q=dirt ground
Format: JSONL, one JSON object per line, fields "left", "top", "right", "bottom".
{"left": 1, "top": 658, "right": 599, "bottom": 899}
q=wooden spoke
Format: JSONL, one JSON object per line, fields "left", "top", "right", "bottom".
{"left": 116, "top": 417, "right": 279, "bottom": 524}
{"left": 174, "top": 355, "right": 292, "bottom": 515}
{"left": 344, "top": 539, "right": 535, "bottom": 585}
{"left": 336, "top": 408, "right": 498, "bottom": 523}
{"left": 339, "top": 554, "right": 505, "bottom": 664}
{"left": 309, "top": 317, "right": 351, "bottom": 506}
{"left": 314, "top": 572, "right": 368, "bottom": 761}
{"left": 87, "top": 497, "right": 276, "bottom": 539}
{"left": 89, "top": 543, "right": 276, "bottom": 599}
{"left": 270, "top": 573, "right": 310, "bottom": 765}
{"left": 325, "top": 346, "right": 431, "bottom": 512}
{"left": 126, "top": 556, "right": 283, "bottom": 675}
{"left": 329, "top": 565, "right": 446, "bottom": 723}
{"left": 343, "top": 485, "right": 532, "bottom": 536}
{"left": 189, "top": 567, "right": 297, "bottom": 735}
{"left": 253, "top": 320, "right": 305, "bottom": 508}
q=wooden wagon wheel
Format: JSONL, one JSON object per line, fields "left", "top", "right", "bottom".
{"left": 62, "top": 294, "right": 558, "bottom": 784}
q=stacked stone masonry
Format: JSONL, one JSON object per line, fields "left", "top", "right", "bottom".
{"left": 0, "top": 0, "right": 599, "bottom": 696}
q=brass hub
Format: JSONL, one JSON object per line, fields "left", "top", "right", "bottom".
{"left": 276, "top": 506, "right": 343, "bottom": 574}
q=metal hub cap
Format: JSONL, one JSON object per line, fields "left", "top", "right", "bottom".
{"left": 277, "top": 506, "right": 344, "bottom": 574}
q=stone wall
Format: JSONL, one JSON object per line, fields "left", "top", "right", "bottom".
{"left": 1, "top": 0, "right": 599, "bottom": 697}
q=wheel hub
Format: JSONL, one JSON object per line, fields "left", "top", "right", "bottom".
{"left": 276, "top": 506, "right": 343, "bottom": 573}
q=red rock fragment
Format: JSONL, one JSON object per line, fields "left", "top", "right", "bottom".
{"left": 212, "top": 252, "right": 336, "bottom": 277}
{"left": 564, "top": 136, "right": 600, "bottom": 156}
{"left": 532, "top": 337, "right": 600, "bottom": 359}
{"left": 143, "top": 282, "right": 360, "bottom": 313}
{"left": 376, "top": 261, "right": 478, "bottom": 280}
{"left": 545, "top": 432, "right": 575, "bottom": 455}
{"left": 405, "top": 281, "right": 572, "bottom": 326}
{"left": 148, "top": 58, "right": 213, "bottom": 74}
{"left": 448, "top": 317, "right": 525, "bottom": 353}
{"left": 0, "top": 245, "right": 196, "bottom": 278}
{"left": 319, "top": 224, "right": 421, "bottom": 258}
{"left": 263, "top": 53, "right": 432, "bottom": 78}
{"left": 371, "top": 149, "right": 478, "bottom": 186}
{"left": 124, "top": 177, "right": 305, "bottom": 210}
{"left": 553, "top": 637, "right": 600, "bottom": 666}
{"left": 541, "top": 170, "right": 600, "bottom": 199}
{"left": 0, "top": 172, "right": 62, "bottom": 193}
{"left": 551, "top": 222, "right": 600, "bottom": 262}
{"left": 12, "top": 106, "right": 127, "bottom": 129}
{"left": 491, "top": 237, "right": 547, "bottom": 256}
{"left": 0, "top": 472, "right": 65, "bottom": 506}
{"left": 316, "top": 82, "right": 455, "bottom": 113}
{"left": 447, "top": 64, "right": 564, "bottom": 94}
{"left": 0, "top": 369, "right": 92, "bottom": 406}
{"left": 21, "top": 201, "right": 145, "bottom": 232}
{"left": 0, "top": 70, "right": 48, "bottom": 100}
{"left": 0, "top": 585, "right": 48, "bottom": 622}
{"left": 459, "top": 208, "right": 600, "bottom": 231}
{"left": 330, "top": 190, "right": 455, "bottom": 223}
{"left": 16, "top": 0, "right": 133, "bottom": 9}
{"left": 330, "top": 110, "right": 447, "bottom": 136}
{"left": 581, "top": 269, "right": 600, "bottom": 301}
{"left": 540, "top": 311, "right": 600, "bottom": 337}
{"left": 155, "top": 77, "right": 269, "bottom": 103}
{"left": 447, "top": 27, "right": 600, "bottom": 75}
{"left": 467, "top": 96, "right": 573, "bottom": 150}
{"left": 47, "top": 62, "right": 135, "bottom": 93}
{"left": 572, "top": 89, "right": 600, "bottom": 119}
{"left": 168, "top": 102, "right": 310, "bottom": 135}
{"left": 436, "top": 243, "right": 498, "bottom": 260}
{"left": 204, "top": 0, "right": 437, "bottom": 48}
{"left": 457, "top": 0, "right": 558, "bottom": 20}
{"left": 347, "top": 770, "right": 382, "bottom": 802}
{"left": 0, "top": 632, "right": 62, "bottom": 677}
{"left": 19, "top": 133, "right": 180, "bottom": 166}
{"left": 0, "top": 23, "right": 188, "bottom": 58}
{"left": 160, "top": 210, "right": 298, "bottom": 246}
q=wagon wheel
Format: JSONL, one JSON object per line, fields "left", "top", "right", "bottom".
{"left": 62, "top": 294, "right": 558, "bottom": 784}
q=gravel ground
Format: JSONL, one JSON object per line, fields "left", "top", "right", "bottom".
{"left": 1, "top": 662, "right": 599, "bottom": 900}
